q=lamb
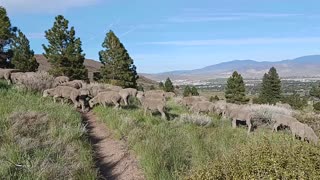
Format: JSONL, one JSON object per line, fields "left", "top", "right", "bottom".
{"left": 137, "top": 92, "right": 167, "bottom": 120}
{"left": 119, "top": 88, "right": 138, "bottom": 106}
{"left": 89, "top": 91, "right": 122, "bottom": 109}
{"left": 43, "top": 86, "right": 89, "bottom": 111}
{"left": 290, "top": 122, "right": 319, "bottom": 145}
{"left": 271, "top": 113, "right": 299, "bottom": 132}
{"left": 53, "top": 76, "right": 69, "bottom": 86}
{"left": 225, "top": 104, "right": 253, "bottom": 134}
{"left": 190, "top": 101, "right": 215, "bottom": 114}
{"left": 60, "top": 80, "right": 85, "bottom": 89}
{"left": 0, "top": 68, "right": 18, "bottom": 85}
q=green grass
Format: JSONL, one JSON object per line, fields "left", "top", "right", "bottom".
{"left": 0, "top": 81, "right": 97, "bottom": 179}
{"left": 94, "top": 99, "right": 320, "bottom": 180}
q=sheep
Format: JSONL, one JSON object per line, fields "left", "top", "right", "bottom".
{"left": 0, "top": 68, "right": 18, "bottom": 85}
{"left": 43, "top": 86, "right": 89, "bottom": 111}
{"left": 225, "top": 104, "right": 253, "bottom": 134}
{"left": 145, "top": 90, "right": 166, "bottom": 99}
{"left": 119, "top": 88, "right": 138, "bottom": 106}
{"left": 137, "top": 92, "right": 166, "bottom": 120}
{"left": 271, "top": 113, "right": 299, "bottom": 132}
{"left": 180, "top": 96, "right": 207, "bottom": 108}
{"left": 190, "top": 101, "right": 215, "bottom": 114}
{"left": 60, "top": 80, "right": 85, "bottom": 89}
{"left": 88, "top": 91, "right": 122, "bottom": 109}
{"left": 104, "top": 84, "right": 123, "bottom": 91}
{"left": 290, "top": 122, "right": 319, "bottom": 145}
{"left": 10, "top": 72, "right": 25, "bottom": 84}
{"left": 53, "top": 76, "right": 69, "bottom": 86}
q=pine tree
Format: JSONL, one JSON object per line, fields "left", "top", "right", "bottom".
{"left": 183, "top": 85, "right": 192, "bottom": 97}
{"left": 11, "top": 30, "right": 38, "bottom": 72}
{"left": 43, "top": 15, "right": 87, "bottom": 80}
{"left": 225, "top": 71, "right": 248, "bottom": 104}
{"left": 164, "top": 77, "right": 174, "bottom": 92}
{"left": 258, "top": 67, "right": 282, "bottom": 104}
{"left": 99, "top": 30, "right": 138, "bottom": 88}
{"left": 191, "top": 86, "right": 199, "bottom": 96}
{"left": 0, "top": 6, "right": 16, "bottom": 68}
{"left": 310, "top": 85, "right": 320, "bottom": 98}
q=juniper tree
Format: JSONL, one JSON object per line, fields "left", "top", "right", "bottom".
{"left": 191, "top": 86, "right": 199, "bottom": 96}
{"left": 0, "top": 6, "right": 16, "bottom": 68}
{"left": 99, "top": 30, "right": 138, "bottom": 88}
{"left": 43, "top": 15, "right": 87, "bottom": 80}
{"left": 183, "top": 85, "right": 192, "bottom": 97}
{"left": 11, "top": 30, "right": 38, "bottom": 71}
{"left": 164, "top": 77, "right": 174, "bottom": 92}
{"left": 258, "top": 67, "right": 282, "bottom": 104}
{"left": 159, "top": 82, "right": 164, "bottom": 90}
{"left": 225, "top": 71, "right": 248, "bottom": 104}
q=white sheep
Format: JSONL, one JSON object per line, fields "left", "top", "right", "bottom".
{"left": 89, "top": 91, "right": 122, "bottom": 109}
{"left": 119, "top": 88, "right": 138, "bottom": 106}
{"left": 190, "top": 101, "right": 215, "bottom": 114}
{"left": 137, "top": 92, "right": 167, "bottom": 120}
{"left": 53, "top": 76, "right": 69, "bottom": 86}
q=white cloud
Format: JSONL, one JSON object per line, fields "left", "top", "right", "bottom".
{"left": 2, "top": 0, "right": 101, "bottom": 14}
{"left": 167, "top": 11, "right": 302, "bottom": 23}
{"left": 143, "top": 37, "right": 320, "bottom": 46}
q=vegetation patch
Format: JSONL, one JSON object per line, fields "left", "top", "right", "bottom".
{"left": 0, "top": 81, "right": 97, "bottom": 179}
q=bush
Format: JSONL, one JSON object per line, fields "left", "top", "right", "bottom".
{"left": 176, "top": 114, "right": 213, "bottom": 127}
{"left": 313, "top": 102, "right": 320, "bottom": 111}
{"left": 185, "top": 136, "right": 320, "bottom": 180}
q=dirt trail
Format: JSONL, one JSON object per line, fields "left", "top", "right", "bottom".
{"left": 82, "top": 111, "right": 145, "bottom": 180}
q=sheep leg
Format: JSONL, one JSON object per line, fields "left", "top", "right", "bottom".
{"left": 272, "top": 123, "right": 279, "bottom": 132}
{"left": 144, "top": 108, "right": 147, "bottom": 116}
{"left": 53, "top": 95, "right": 59, "bottom": 103}
{"left": 124, "top": 96, "right": 128, "bottom": 106}
{"left": 232, "top": 118, "right": 237, "bottom": 128}
{"left": 159, "top": 108, "right": 166, "bottom": 120}
{"left": 247, "top": 119, "right": 252, "bottom": 134}
{"left": 79, "top": 99, "right": 86, "bottom": 112}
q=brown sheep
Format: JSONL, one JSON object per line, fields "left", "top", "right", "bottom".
{"left": 0, "top": 68, "right": 18, "bottom": 85}
{"left": 190, "top": 101, "right": 215, "bottom": 114}
{"left": 60, "top": 80, "right": 85, "bottom": 89}
{"left": 225, "top": 104, "right": 253, "bottom": 134}
{"left": 43, "top": 86, "right": 89, "bottom": 110}
{"left": 164, "top": 92, "right": 176, "bottom": 99}
{"left": 119, "top": 88, "right": 138, "bottom": 106}
{"left": 137, "top": 92, "right": 167, "bottom": 120}
{"left": 180, "top": 96, "right": 207, "bottom": 108}
{"left": 290, "top": 122, "right": 319, "bottom": 145}
{"left": 271, "top": 113, "right": 299, "bottom": 132}
{"left": 10, "top": 72, "right": 25, "bottom": 84}
{"left": 89, "top": 91, "right": 122, "bottom": 109}
{"left": 53, "top": 76, "right": 69, "bottom": 86}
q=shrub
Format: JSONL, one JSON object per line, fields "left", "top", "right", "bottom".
{"left": 313, "top": 102, "right": 320, "bottom": 111}
{"left": 176, "top": 113, "right": 213, "bottom": 127}
{"left": 185, "top": 136, "right": 320, "bottom": 180}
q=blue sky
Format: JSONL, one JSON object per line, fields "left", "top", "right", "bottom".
{"left": 2, "top": 0, "right": 320, "bottom": 73}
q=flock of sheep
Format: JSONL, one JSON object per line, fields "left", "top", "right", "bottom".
{"left": 0, "top": 68, "right": 318, "bottom": 145}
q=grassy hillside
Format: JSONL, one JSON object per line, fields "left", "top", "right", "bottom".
{"left": 93, "top": 100, "right": 320, "bottom": 180}
{"left": 0, "top": 81, "right": 97, "bottom": 179}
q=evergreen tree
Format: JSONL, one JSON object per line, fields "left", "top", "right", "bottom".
{"left": 0, "top": 6, "right": 16, "bottom": 68}
{"left": 258, "top": 67, "right": 282, "bottom": 104}
{"left": 11, "top": 30, "right": 38, "bottom": 71}
{"left": 210, "top": 95, "right": 220, "bottom": 102}
{"left": 99, "top": 30, "right": 138, "bottom": 88}
{"left": 164, "top": 77, "right": 174, "bottom": 92}
{"left": 183, "top": 85, "right": 192, "bottom": 97}
{"left": 225, "top": 71, "right": 248, "bottom": 104}
{"left": 43, "top": 15, "right": 87, "bottom": 80}
{"left": 159, "top": 82, "right": 164, "bottom": 90}
{"left": 150, "top": 85, "right": 155, "bottom": 90}
{"left": 191, "top": 86, "right": 199, "bottom": 96}
{"left": 310, "top": 85, "right": 320, "bottom": 98}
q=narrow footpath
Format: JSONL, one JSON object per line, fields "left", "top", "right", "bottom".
{"left": 82, "top": 111, "right": 145, "bottom": 180}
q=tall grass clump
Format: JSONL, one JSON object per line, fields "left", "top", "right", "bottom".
{"left": 0, "top": 81, "right": 97, "bottom": 179}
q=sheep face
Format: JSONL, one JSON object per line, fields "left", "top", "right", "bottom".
{"left": 89, "top": 98, "right": 97, "bottom": 108}
{"left": 43, "top": 90, "right": 50, "bottom": 97}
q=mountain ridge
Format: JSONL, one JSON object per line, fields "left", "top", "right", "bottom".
{"left": 143, "top": 55, "right": 320, "bottom": 81}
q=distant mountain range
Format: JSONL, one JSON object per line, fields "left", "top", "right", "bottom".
{"left": 143, "top": 55, "right": 320, "bottom": 81}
